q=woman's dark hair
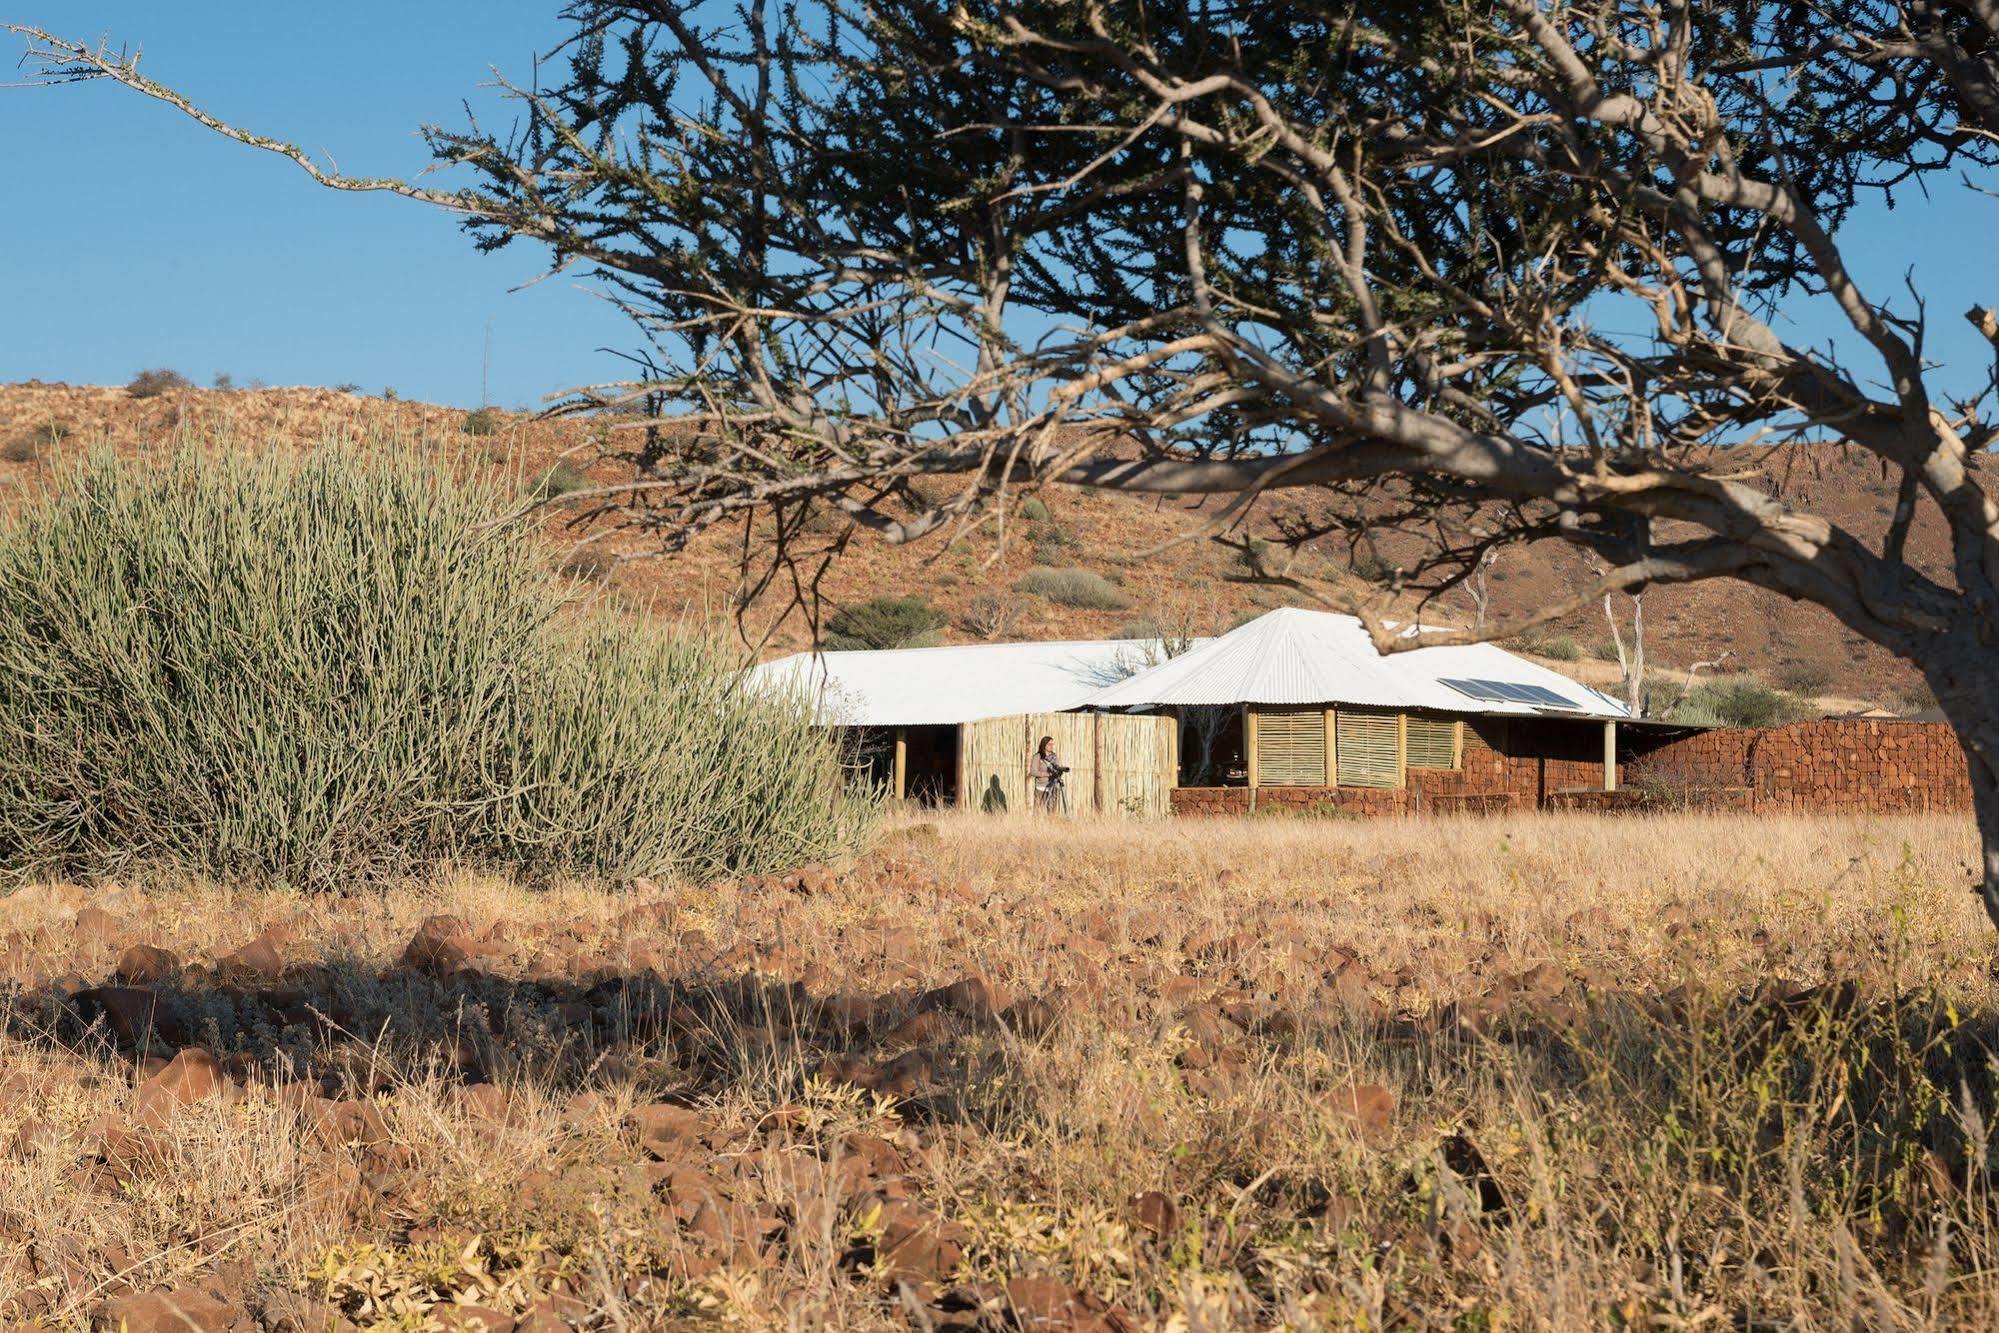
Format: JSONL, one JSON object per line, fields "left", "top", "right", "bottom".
{"left": 1037, "top": 735, "right": 1054, "bottom": 756}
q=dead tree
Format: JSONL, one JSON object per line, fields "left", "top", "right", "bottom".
{"left": 20, "top": 3, "right": 1999, "bottom": 924}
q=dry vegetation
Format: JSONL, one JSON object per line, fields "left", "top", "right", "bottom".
{"left": 4, "top": 812, "right": 1997, "bottom": 1329}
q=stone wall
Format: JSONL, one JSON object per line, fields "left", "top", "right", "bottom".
{"left": 1625, "top": 719, "right": 1971, "bottom": 815}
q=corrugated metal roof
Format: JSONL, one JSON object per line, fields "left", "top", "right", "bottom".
{"left": 750, "top": 608, "right": 1626, "bottom": 726}
{"left": 750, "top": 638, "right": 1184, "bottom": 727}
{"left": 1086, "top": 608, "right": 1628, "bottom": 719}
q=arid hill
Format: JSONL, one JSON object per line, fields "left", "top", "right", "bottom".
{"left": 0, "top": 379, "right": 1935, "bottom": 707}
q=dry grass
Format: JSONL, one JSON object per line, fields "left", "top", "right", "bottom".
{"left": 3, "top": 811, "right": 1996, "bottom": 1328}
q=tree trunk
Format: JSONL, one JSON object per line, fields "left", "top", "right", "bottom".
{"left": 1933, "top": 655, "right": 1999, "bottom": 932}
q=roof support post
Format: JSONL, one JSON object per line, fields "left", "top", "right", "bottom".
{"left": 893, "top": 728, "right": 908, "bottom": 803}
{"left": 1603, "top": 720, "right": 1618, "bottom": 792}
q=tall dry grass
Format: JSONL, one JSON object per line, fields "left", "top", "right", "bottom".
{"left": 2, "top": 811, "right": 1995, "bottom": 1327}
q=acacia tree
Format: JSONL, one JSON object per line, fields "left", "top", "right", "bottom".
{"left": 19, "top": 2, "right": 1999, "bottom": 921}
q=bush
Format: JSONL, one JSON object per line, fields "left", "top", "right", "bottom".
{"left": 964, "top": 591, "right": 1025, "bottom": 641}
{"left": 333, "top": 381, "right": 362, "bottom": 395}
{"left": 823, "top": 595, "right": 947, "bottom": 650}
{"left": 1589, "top": 638, "right": 1623, "bottom": 662}
{"left": 1016, "top": 566, "right": 1131, "bottom": 610}
{"left": 212, "top": 372, "right": 235, "bottom": 391}
{"left": 1777, "top": 660, "right": 1836, "bottom": 696}
{"left": 1667, "top": 674, "right": 1813, "bottom": 729}
{"left": 1, "top": 436, "right": 39, "bottom": 464}
{"left": 127, "top": 368, "right": 192, "bottom": 399}
{"left": 1533, "top": 635, "right": 1583, "bottom": 662}
{"left": 463, "top": 407, "right": 503, "bottom": 436}
{"left": 528, "top": 461, "right": 593, "bottom": 502}
{"left": 1018, "top": 495, "right": 1051, "bottom": 522}
{"left": 0, "top": 448, "right": 865, "bottom": 888}
{"left": 1898, "top": 680, "right": 1939, "bottom": 714}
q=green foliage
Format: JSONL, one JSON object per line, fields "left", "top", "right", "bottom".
{"left": 1667, "top": 674, "right": 1814, "bottom": 729}
{"left": 1589, "top": 638, "right": 1622, "bottom": 662}
{"left": 823, "top": 595, "right": 947, "bottom": 650}
{"left": 127, "top": 368, "right": 191, "bottom": 399}
{"left": 1777, "top": 660, "right": 1836, "bottom": 696}
{"left": 212, "top": 372, "right": 235, "bottom": 391}
{"left": 1016, "top": 565, "right": 1131, "bottom": 610}
{"left": 528, "top": 461, "right": 592, "bottom": 502}
{"left": 0, "top": 448, "right": 866, "bottom": 888}
{"left": 333, "top": 381, "right": 363, "bottom": 395}
{"left": 1532, "top": 635, "right": 1582, "bottom": 662}
{"left": 1018, "top": 496, "right": 1050, "bottom": 522}
{"left": 463, "top": 407, "right": 503, "bottom": 436}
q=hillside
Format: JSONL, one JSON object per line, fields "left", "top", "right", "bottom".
{"left": 0, "top": 379, "right": 1935, "bottom": 709}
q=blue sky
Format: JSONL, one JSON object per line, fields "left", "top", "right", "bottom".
{"left": 2, "top": 5, "right": 624, "bottom": 409}
{"left": 4, "top": 7, "right": 1998, "bottom": 413}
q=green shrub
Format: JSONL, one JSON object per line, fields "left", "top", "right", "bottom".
{"left": 463, "top": 407, "right": 503, "bottom": 436}
{"left": 528, "top": 461, "right": 593, "bottom": 502}
{"left": 1776, "top": 660, "right": 1836, "bottom": 696}
{"left": 1589, "top": 638, "right": 1623, "bottom": 662}
{"left": 1667, "top": 674, "right": 1813, "bottom": 729}
{"left": 1534, "top": 635, "right": 1582, "bottom": 662}
{"left": 127, "top": 368, "right": 192, "bottom": 399}
{"left": 1016, "top": 566, "right": 1131, "bottom": 610}
{"left": 0, "top": 447, "right": 866, "bottom": 888}
{"left": 1018, "top": 496, "right": 1051, "bottom": 522}
{"left": 823, "top": 595, "right": 947, "bottom": 650}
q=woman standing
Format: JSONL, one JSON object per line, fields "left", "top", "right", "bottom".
{"left": 1029, "top": 735, "right": 1065, "bottom": 814}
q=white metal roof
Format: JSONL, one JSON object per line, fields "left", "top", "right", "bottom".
{"left": 1085, "top": 608, "right": 1628, "bottom": 719}
{"left": 751, "top": 638, "right": 1184, "bottom": 727}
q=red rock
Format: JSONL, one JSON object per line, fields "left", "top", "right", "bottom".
{"left": 97, "top": 1286, "right": 238, "bottom": 1331}
{"left": 1000, "top": 996, "right": 1061, "bottom": 1038}
{"left": 260, "top": 1291, "right": 356, "bottom": 1331}
{"left": 917, "top": 976, "right": 997, "bottom": 1021}
{"left": 400, "top": 914, "right": 484, "bottom": 975}
{"left": 884, "top": 1009, "right": 947, "bottom": 1046}
{"left": 114, "top": 944, "right": 179, "bottom": 985}
{"left": 74, "top": 905, "right": 122, "bottom": 941}
{"left": 1129, "top": 1190, "right": 1177, "bottom": 1237}
{"left": 219, "top": 931, "right": 284, "bottom": 979}
{"left": 1005, "top": 1272, "right": 1118, "bottom": 1331}
{"left": 630, "top": 1103, "right": 713, "bottom": 1158}
{"left": 876, "top": 1200, "right": 967, "bottom": 1283}
{"left": 431, "top": 1306, "right": 515, "bottom": 1332}
{"left": 72, "top": 985, "right": 169, "bottom": 1044}
{"left": 134, "top": 1048, "right": 226, "bottom": 1124}
{"left": 1327, "top": 1083, "right": 1395, "bottom": 1138}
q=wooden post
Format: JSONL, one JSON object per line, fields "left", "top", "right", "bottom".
{"left": 1244, "top": 706, "right": 1261, "bottom": 788}
{"left": 1395, "top": 711, "right": 1408, "bottom": 789}
{"left": 893, "top": 728, "right": 908, "bottom": 803}
{"left": 1092, "top": 712, "right": 1104, "bottom": 815}
{"left": 1603, "top": 719, "right": 1618, "bottom": 792}
{"left": 955, "top": 723, "right": 968, "bottom": 810}
{"left": 1323, "top": 705, "right": 1338, "bottom": 788}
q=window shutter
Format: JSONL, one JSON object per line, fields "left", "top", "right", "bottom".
{"left": 1406, "top": 715, "right": 1461, "bottom": 769}
{"left": 1336, "top": 709, "right": 1404, "bottom": 787}
{"left": 1253, "top": 706, "right": 1327, "bottom": 786}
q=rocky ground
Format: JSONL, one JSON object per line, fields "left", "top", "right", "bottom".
{"left": 0, "top": 380, "right": 1941, "bottom": 704}
{"left": 2, "top": 812, "right": 1995, "bottom": 1329}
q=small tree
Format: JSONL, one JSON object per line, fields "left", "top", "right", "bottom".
{"left": 126, "top": 368, "right": 190, "bottom": 399}
{"left": 823, "top": 596, "right": 947, "bottom": 651}
{"left": 28, "top": 6, "right": 1999, "bottom": 924}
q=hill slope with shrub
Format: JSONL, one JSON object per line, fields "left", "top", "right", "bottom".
{"left": 0, "top": 379, "right": 1938, "bottom": 710}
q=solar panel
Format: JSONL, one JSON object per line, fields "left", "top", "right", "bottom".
{"left": 1440, "top": 677, "right": 1579, "bottom": 709}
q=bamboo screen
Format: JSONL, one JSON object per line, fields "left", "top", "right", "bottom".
{"left": 1406, "top": 715, "right": 1461, "bottom": 769}
{"left": 1095, "top": 713, "right": 1177, "bottom": 816}
{"left": 959, "top": 713, "right": 1173, "bottom": 816}
{"left": 1252, "top": 705, "right": 1328, "bottom": 786}
{"left": 1335, "top": 708, "right": 1404, "bottom": 787}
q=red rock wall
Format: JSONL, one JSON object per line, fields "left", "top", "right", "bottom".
{"left": 1625, "top": 719, "right": 1972, "bottom": 815}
